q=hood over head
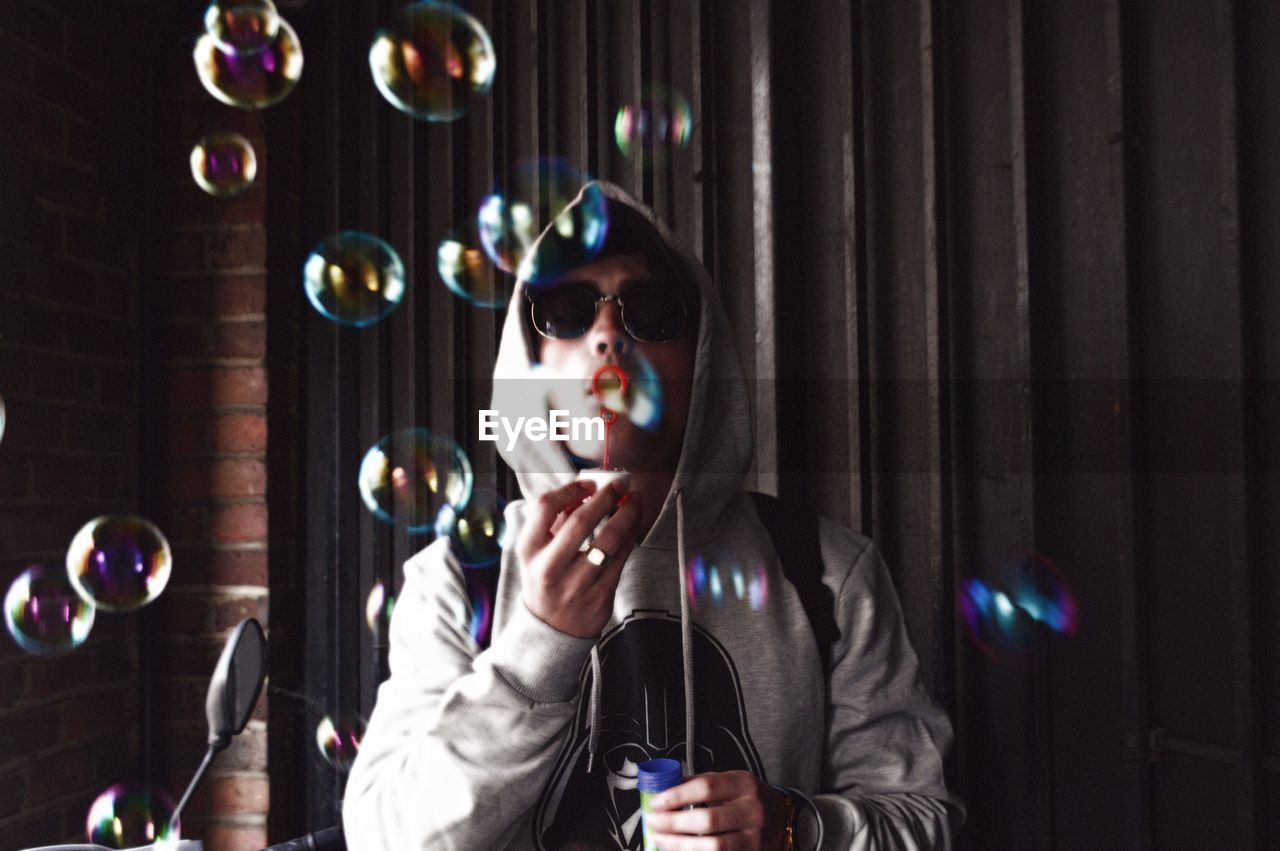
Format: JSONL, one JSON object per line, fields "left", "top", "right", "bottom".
{"left": 490, "top": 181, "right": 753, "bottom": 551}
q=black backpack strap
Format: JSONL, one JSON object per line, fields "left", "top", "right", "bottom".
{"left": 749, "top": 492, "right": 841, "bottom": 672}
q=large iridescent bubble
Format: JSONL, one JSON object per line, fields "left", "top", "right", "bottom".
{"left": 477, "top": 158, "right": 609, "bottom": 283}
{"left": 190, "top": 131, "right": 257, "bottom": 198}
{"left": 316, "top": 715, "right": 366, "bottom": 771}
{"left": 4, "top": 563, "right": 95, "bottom": 656}
{"left": 204, "top": 0, "right": 281, "bottom": 55}
{"left": 958, "top": 553, "right": 1079, "bottom": 659}
{"left": 435, "top": 487, "right": 510, "bottom": 568}
{"left": 437, "top": 230, "right": 509, "bottom": 308}
{"left": 614, "top": 85, "right": 694, "bottom": 163}
{"left": 85, "top": 783, "right": 179, "bottom": 849}
{"left": 66, "top": 515, "right": 172, "bottom": 613}
{"left": 194, "top": 16, "right": 303, "bottom": 109}
{"left": 369, "top": 1, "right": 497, "bottom": 122}
{"left": 303, "top": 231, "right": 406, "bottom": 327}
{"left": 358, "top": 428, "right": 473, "bottom": 533}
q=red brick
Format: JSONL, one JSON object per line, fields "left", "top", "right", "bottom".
{"left": 168, "top": 366, "right": 268, "bottom": 409}
{"left": 163, "top": 414, "right": 209, "bottom": 456}
{"left": 0, "top": 808, "right": 59, "bottom": 851}
{"left": 169, "top": 548, "right": 268, "bottom": 588}
{"left": 0, "top": 88, "right": 63, "bottom": 154}
{"left": 0, "top": 770, "right": 23, "bottom": 819}
{"left": 166, "top": 459, "right": 267, "bottom": 503}
{"left": 208, "top": 774, "right": 269, "bottom": 815}
{"left": 61, "top": 686, "right": 132, "bottom": 741}
{"left": 65, "top": 216, "right": 136, "bottom": 271}
{"left": 0, "top": 706, "right": 60, "bottom": 765}
{"left": 206, "top": 227, "right": 267, "bottom": 272}
{"left": 163, "top": 505, "right": 210, "bottom": 545}
{"left": 201, "top": 823, "right": 269, "bottom": 851}
{"left": 164, "top": 230, "right": 206, "bottom": 273}
{"left": 162, "top": 275, "right": 267, "bottom": 318}
{"left": 214, "top": 321, "right": 267, "bottom": 360}
{"left": 213, "top": 594, "right": 268, "bottom": 631}
{"left": 213, "top": 413, "right": 268, "bottom": 453}
{"left": 0, "top": 402, "right": 67, "bottom": 451}
{"left": 210, "top": 503, "right": 268, "bottom": 544}
{"left": 0, "top": 458, "right": 28, "bottom": 499}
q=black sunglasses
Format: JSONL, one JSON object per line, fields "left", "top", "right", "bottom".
{"left": 526, "top": 281, "right": 690, "bottom": 343}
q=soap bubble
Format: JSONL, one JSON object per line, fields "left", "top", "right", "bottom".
{"left": 4, "top": 563, "right": 95, "bottom": 656}
{"left": 303, "top": 231, "right": 406, "bottom": 327}
{"left": 194, "top": 16, "right": 303, "bottom": 109}
{"left": 85, "top": 783, "right": 179, "bottom": 849}
{"left": 316, "top": 715, "right": 365, "bottom": 771}
{"left": 358, "top": 428, "right": 473, "bottom": 533}
{"left": 435, "top": 487, "right": 510, "bottom": 568}
{"left": 204, "top": 0, "right": 280, "bottom": 55}
{"left": 686, "top": 556, "right": 769, "bottom": 612}
{"left": 369, "top": 1, "right": 496, "bottom": 122}
{"left": 477, "top": 158, "right": 609, "bottom": 283}
{"left": 189, "top": 131, "right": 258, "bottom": 198}
{"left": 437, "top": 231, "right": 509, "bottom": 308}
{"left": 365, "top": 580, "right": 396, "bottom": 637}
{"left": 465, "top": 579, "right": 492, "bottom": 645}
{"left": 958, "top": 553, "right": 1079, "bottom": 659}
{"left": 614, "top": 86, "right": 694, "bottom": 163}
{"left": 66, "top": 515, "right": 172, "bottom": 613}
{"left": 0, "top": 393, "right": 6, "bottom": 444}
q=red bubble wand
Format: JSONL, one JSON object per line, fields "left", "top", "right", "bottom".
{"left": 591, "top": 364, "right": 630, "bottom": 470}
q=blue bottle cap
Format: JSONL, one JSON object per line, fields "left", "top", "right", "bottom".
{"left": 637, "top": 758, "right": 683, "bottom": 792}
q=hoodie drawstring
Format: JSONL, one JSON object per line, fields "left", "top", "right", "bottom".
{"left": 586, "top": 644, "right": 602, "bottom": 772}
{"left": 586, "top": 486, "right": 696, "bottom": 778}
{"left": 675, "top": 487, "right": 695, "bottom": 778}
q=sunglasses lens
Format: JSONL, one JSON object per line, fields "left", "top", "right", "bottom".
{"left": 533, "top": 287, "right": 595, "bottom": 338}
{"left": 623, "top": 288, "right": 685, "bottom": 342}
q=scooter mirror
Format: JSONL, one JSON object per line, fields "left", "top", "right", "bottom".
{"left": 206, "top": 617, "right": 266, "bottom": 749}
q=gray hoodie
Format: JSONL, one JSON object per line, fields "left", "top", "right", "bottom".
{"left": 342, "top": 183, "right": 963, "bottom": 849}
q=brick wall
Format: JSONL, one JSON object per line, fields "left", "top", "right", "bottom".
{"left": 149, "top": 27, "right": 274, "bottom": 851}
{"left": 0, "top": 2, "right": 145, "bottom": 847}
{"left": 0, "top": 2, "right": 296, "bottom": 847}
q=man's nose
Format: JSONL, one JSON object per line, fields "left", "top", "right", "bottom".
{"left": 587, "top": 300, "right": 630, "bottom": 356}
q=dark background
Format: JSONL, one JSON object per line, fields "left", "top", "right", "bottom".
{"left": 0, "top": 0, "right": 1276, "bottom": 848}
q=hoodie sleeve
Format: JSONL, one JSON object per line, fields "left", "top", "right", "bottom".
{"left": 342, "top": 538, "right": 597, "bottom": 850}
{"left": 798, "top": 526, "right": 965, "bottom": 850}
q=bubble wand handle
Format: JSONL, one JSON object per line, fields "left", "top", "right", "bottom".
{"left": 590, "top": 364, "right": 630, "bottom": 472}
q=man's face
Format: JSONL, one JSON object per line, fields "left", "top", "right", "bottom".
{"left": 534, "top": 253, "right": 696, "bottom": 472}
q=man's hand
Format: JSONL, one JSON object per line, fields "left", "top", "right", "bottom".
{"left": 515, "top": 478, "right": 642, "bottom": 638}
{"left": 644, "top": 771, "right": 788, "bottom": 850}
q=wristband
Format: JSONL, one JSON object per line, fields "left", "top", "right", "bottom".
{"left": 770, "top": 784, "right": 796, "bottom": 851}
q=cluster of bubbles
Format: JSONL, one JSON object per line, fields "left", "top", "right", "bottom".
{"left": 958, "top": 553, "right": 1080, "bottom": 659}
{"left": 357, "top": 428, "right": 473, "bottom": 533}
{"left": 686, "top": 555, "right": 770, "bottom": 613}
{"left": 316, "top": 714, "right": 367, "bottom": 771}
{"left": 369, "top": 1, "right": 497, "bottom": 122}
{"left": 190, "top": 131, "right": 258, "bottom": 198}
{"left": 304, "top": 232, "right": 407, "bottom": 327}
{"left": 194, "top": 1, "right": 303, "bottom": 110}
{"left": 85, "top": 783, "right": 179, "bottom": 848}
{"left": 614, "top": 86, "right": 694, "bottom": 163}
{"left": 4, "top": 516, "right": 172, "bottom": 657}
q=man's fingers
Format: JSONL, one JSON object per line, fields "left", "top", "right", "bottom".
{"left": 645, "top": 830, "right": 752, "bottom": 851}
{"left": 541, "top": 479, "right": 627, "bottom": 566}
{"left": 586, "top": 493, "right": 642, "bottom": 589}
{"left": 644, "top": 797, "right": 761, "bottom": 836}
{"left": 519, "top": 480, "right": 595, "bottom": 552}
{"left": 649, "top": 772, "right": 755, "bottom": 812}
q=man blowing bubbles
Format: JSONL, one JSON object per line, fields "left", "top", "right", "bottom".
{"left": 343, "top": 182, "right": 963, "bottom": 850}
